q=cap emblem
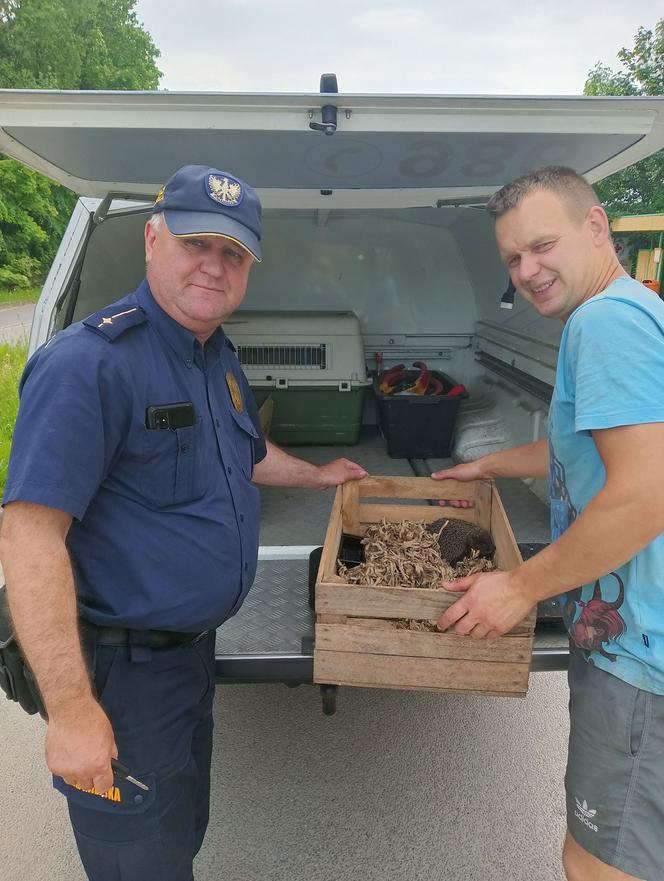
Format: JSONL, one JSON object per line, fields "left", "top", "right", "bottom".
{"left": 154, "top": 185, "right": 165, "bottom": 205}
{"left": 207, "top": 174, "right": 243, "bottom": 207}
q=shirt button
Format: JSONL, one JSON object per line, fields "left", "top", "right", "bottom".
{"left": 180, "top": 444, "right": 189, "bottom": 452}
{"left": 244, "top": 563, "right": 249, "bottom": 572}
{"left": 227, "top": 466, "right": 232, "bottom": 475}
{"left": 215, "top": 418, "right": 220, "bottom": 427}
{"left": 185, "top": 359, "right": 193, "bottom": 369}
{"left": 133, "top": 794, "right": 144, "bottom": 805}
{"left": 240, "top": 514, "right": 245, "bottom": 522}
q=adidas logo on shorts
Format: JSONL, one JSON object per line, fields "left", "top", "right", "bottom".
{"left": 574, "top": 797, "right": 598, "bottom": 832}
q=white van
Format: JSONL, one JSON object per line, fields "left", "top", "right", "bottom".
{"left": 2, "top": 81, "right": 663, "bottom": 711}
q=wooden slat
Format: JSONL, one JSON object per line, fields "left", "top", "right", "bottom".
{"left": 317, "top": 615, "right": 348, "bottom": 625}
{"left": 474, "top": 480, "right": 493, "bottom": 533}
{"left": 316, "top": 623, "right": 532, "bottom": 663}
{"left": 317, "top": 583, "right": 457, "bottom": 617}
{"left": 314, "top": 650, "right": 528, "bottom": 694}
{"left": 489, "top": 491, "right": 537, "bottom": 630}
{"left": 490, "top": 489, "right": 523, "bottom": 571}
{"left": 358, "top": 504, "right": 477, "bottom": 525}
{"left": 315, "top": 584, "right": 532, "bottom": 635}
{"left": 316, "top": 586, "right": 534, "bottom": 637}
{"left": 341, "top": 480, "right": 361, "bottom": 535}
{"left": 317, "top": 487, "right": 343, "bottom": 584}
{"left": 358, "top": 476, "right": 485, "bottom": 502}
{"left": 342, "top": 681, "right": 527, "bottom": 698}
{"left": 344, "top": 617, "right": 398, "bottom": 630}
{"left": 341, "top": 616, "right": 532, "bottom": 637}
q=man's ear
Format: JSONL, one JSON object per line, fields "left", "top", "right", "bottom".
{"left": 587, "top": 205, "right": 610, "bottom": 246}
{"left": 144, "top": 220, "right": 157, "bottom": 264}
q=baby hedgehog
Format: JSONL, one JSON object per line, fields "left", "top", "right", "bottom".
{"left": 427, "top": 518, "right": 496, "bottom": 565}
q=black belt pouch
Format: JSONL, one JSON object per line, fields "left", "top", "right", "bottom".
{"left": 0, "top": 585, "right": 45, "bottom": 717}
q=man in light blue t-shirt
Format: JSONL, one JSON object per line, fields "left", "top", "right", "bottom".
{"left": 432, "top": 167, "right": 664, "bottom": 881}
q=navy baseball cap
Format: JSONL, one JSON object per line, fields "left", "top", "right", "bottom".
{"left": 152, "top": 165, "right": 262, "bottom": 261}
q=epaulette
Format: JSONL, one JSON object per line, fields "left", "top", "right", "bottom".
{"left": 83, "top": 306, "right": 147, "bottom": 341}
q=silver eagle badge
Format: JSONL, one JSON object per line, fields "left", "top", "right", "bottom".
{"left": 207, "top": 174, "right": 243, "bottom": 207}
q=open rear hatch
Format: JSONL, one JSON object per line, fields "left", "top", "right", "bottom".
{"left": 0, "top": 88, "right": 663, "bottom": 208}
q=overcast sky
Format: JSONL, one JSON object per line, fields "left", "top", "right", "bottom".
{"left": 135, "top": 0, "right": 658, "bottom": 95}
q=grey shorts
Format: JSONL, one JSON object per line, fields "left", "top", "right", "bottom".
{"left": 566, "top": 649, "right": 664, "bottom": 880}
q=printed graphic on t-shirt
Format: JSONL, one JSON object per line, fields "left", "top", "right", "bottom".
{"left": 549, "top": 441, "right": 627, "bottom": 659}
{"left": 549, "top": 441, "right": 583, "bottom": 631}
{"left": 565, "top": 573, "right": 627, "bottom": 662}
{"left": 549, "top": 442, "right": 577, "bottom": 539}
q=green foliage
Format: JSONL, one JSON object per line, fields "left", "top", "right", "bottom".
{"left": 0, "top": 0, "right": 161, "bottom": 89}
{"left": 584, "top": 19, "right": 664, "bottom": 216}
{"left": 0, "top": 341, "right": 27, "bottom": 494}
{"left": 588, "top": 154, "right": 664, "bottom": 218}
{"left": 0, "top": 158, "right": 76, "bottom": 287}
{"left": 0, "top": 0, "right": 161, "bottom": 288}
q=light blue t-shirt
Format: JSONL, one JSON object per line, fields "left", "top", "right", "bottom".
{"left": 549, "top": 276, "right": 664, "bottom": 694}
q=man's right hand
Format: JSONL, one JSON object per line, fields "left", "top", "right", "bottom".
{"left": 430, "top": 460, "right": 489, "bottom": 508}
{"left": 46, "top": 698, "right": 118, "bottom": 794}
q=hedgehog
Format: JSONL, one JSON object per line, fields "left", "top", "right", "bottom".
{"left": 426, "top": 517, "right": 496, "bottom": 566}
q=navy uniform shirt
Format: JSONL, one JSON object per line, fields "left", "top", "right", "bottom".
{"left": 3, "top": 281, "right": 267, "bottom": 632}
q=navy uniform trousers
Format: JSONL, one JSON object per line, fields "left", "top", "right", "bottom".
{"left": 58, "top": 632, "right": 216, "bottom": 881}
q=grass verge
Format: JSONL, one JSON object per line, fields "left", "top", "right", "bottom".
{"left": 0, "top": 286, "right": 41, "bottom": 306}
{"left": 0, "top": 342, "right": 27, "bottom": 495}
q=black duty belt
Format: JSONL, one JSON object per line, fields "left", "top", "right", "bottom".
{"left": 80, "top": 620, "right": 209, "bottom": 650}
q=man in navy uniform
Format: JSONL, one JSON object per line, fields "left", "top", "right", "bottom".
{"left": 0, "top": 165, "right": 367, "bottom": 881}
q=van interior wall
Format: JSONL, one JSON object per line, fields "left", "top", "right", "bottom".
{"left": 71, "top": 205, "right": 556, "bottom": 493}
{"left": 449, "top": 206, "right": 563, "bottom": 375}
{"left": 73, "top": 205, "right": 561, "bottom": 356}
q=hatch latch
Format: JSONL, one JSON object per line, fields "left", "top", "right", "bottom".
{"left": 309, "top": 73, "right": 339, "bottom": 136}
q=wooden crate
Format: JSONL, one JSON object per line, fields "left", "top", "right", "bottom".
{"left": 313, "top": 476, "right": 535, "bottom": 697}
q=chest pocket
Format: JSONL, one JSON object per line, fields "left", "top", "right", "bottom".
{"left": 140, "top": 418, "right": 205, "bottom": 508}
{"left": 228, "top": 406, "right": 259, "bottom": 480}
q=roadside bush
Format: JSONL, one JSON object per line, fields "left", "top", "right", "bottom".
{"left": 0, "top": 342, "right": 27, "bottom": 494}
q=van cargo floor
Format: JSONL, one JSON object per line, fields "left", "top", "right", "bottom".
{"left": 214, "top": 427, "right": 567, "bottom": 680}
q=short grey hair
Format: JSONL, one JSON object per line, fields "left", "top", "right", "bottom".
{"left": 148, "top": 212, "right": 165, "bottom": 232}
{"left": 486, "top": 166, "right": 601, "bottom": 222}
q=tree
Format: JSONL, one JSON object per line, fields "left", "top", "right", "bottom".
{"left": 584, "top": 19, "right": 664, "bottom": 217}
{"left": 0, "top": 0, "right": 161, "bottom": 288}
{"left": 0, "top": 161, "right": 61, "bottom": 287}
{"left": 0, "top": 0, "right": 160, "bottom": 89}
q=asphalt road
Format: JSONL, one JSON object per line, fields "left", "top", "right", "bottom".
{"left": 0, "top": 671, "right": 569, "bottom": 881}
{"left": 0, "top": 303, "right": 35, "bottom": 346}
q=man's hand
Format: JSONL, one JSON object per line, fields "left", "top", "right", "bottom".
{"left": 430, "top": 461, "right": 488, "bottom": 508}
{"left": 46, "top": 699, "right": 118, "bottom": 794}
{"left": 436, "top": 569, "right": 536, "bottom": 639}
{"left": 314, "top": 458, "right": 368, "bottom": 490}
{"left": 252, "top": 440, "right": 367, "bottom": 489}
{"left": 431, "top": 461, "right": 488, "bottom": 482}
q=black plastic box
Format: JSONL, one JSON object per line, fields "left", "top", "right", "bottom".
{"left": 374, "top": 371, "right": 467, "bottom": 459}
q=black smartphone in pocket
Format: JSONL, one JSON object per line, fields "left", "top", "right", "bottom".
{"left": 145, "top": 402, "right": 195, "bottom": 430}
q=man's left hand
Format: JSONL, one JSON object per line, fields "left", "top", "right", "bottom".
{"left": 436, "top": 569, "right": 535, "bottom": 639}
{"left": 315, "top": 458, "right": 368, "bottom": 489}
